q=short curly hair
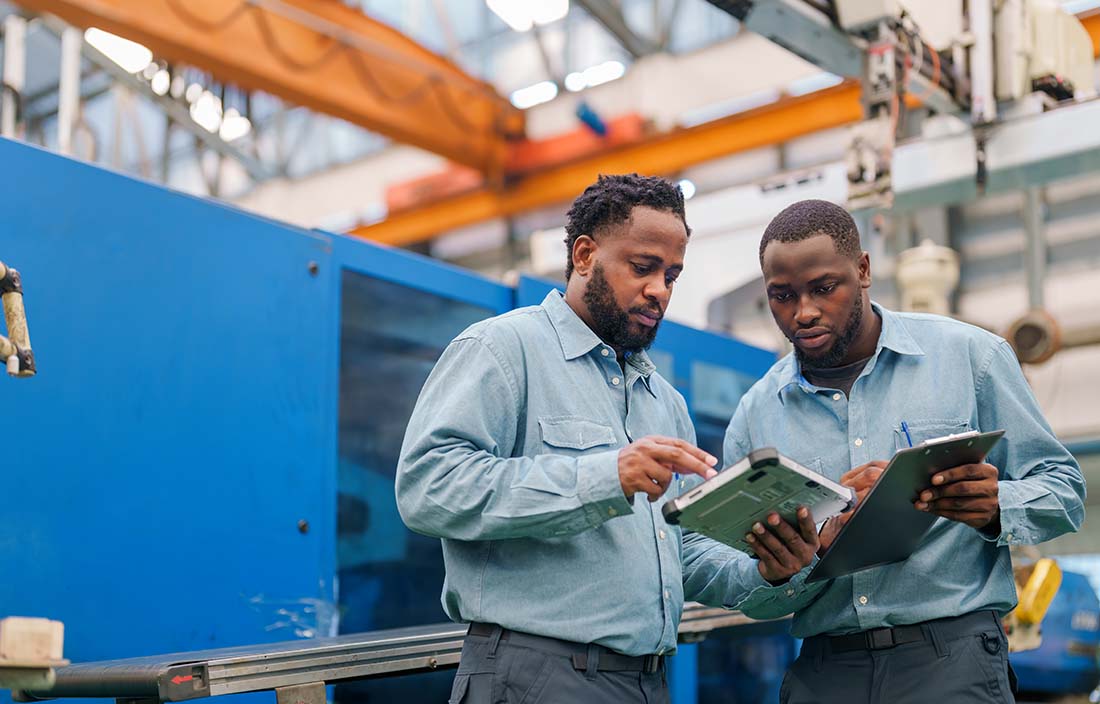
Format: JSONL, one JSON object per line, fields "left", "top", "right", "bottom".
{"left": 563, "top": 174, "right": 690, "bottom": 280}
{"left": 759, "top": 199, "right": 862, "bottom": 265}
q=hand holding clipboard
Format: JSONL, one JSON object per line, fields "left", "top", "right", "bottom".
{"left": 806, "top": 429, "right": 1005, "bottom": 584}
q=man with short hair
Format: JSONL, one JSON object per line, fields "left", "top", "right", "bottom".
{"left": 720, "top": 198, "right": 1085, "bottom": 703}
{"left": 396, "top": 174, "right": 816, "bottom": 703}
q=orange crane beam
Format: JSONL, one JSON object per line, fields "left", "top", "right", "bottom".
{"left": 14, "top": 0, "right": 525, "bottom": 174}
{"left": 1083, "top": 10, "right": 1100, "bottom": 58}
{"left": 352, "top": 9, "right": 1100, "bottom": 247}
{"left": 352, "top": 82, "right": 865, "bottom": 246}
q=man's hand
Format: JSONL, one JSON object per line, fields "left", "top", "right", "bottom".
{"left": 746, "top": 508, "right": 820, "bottom": 584}
{"left": 618, "top": 436, "right": 718, "bottom": 502}
{"left": 818, "top": 461, "right": 887, "bottom": 553}
{"left": 914, "top": 462, "right": 1000, "bottom": 530}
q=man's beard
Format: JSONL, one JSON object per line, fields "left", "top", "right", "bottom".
{"left": 583, "top": 263, "right": 661, "bottom": 352}
{"left": 795, "top": 294, "right": 863, "bottom": 370}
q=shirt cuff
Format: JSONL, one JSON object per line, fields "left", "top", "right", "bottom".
{"left": 980, "top": 480, "right": 1047, "bottom": 546}
{"left": 577, "top": 449, "right": 633, "bottom": 525}
{"left": 733, "top": 555, "right": 820, "bottom": 608}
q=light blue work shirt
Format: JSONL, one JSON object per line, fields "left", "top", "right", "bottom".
{"left": 719, "top": 302, "right": 1085, "bottom": 637}
{"left": 396, "top": 291, "right": 749, "bottom": 656}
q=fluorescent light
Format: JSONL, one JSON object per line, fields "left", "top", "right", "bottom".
{"left": 185, "top": 82, "right": 203, "bottom": 103}
{"left": 219, "top": 108, "right": 252, "bottom": 141}
{"left": 678, "top": 179, "right": 697, "bottom": 200}
{"left": 150, "top": 69, "right": 170, "bottom": 96}
{"left": 510, "top": 80, "right": 558, "bottom": 109}
{"left": 531, "top": 0, "right": 568, "bottom": 25}
{"left": 84, "top": 28, "right": 152, "bottom": 73}
{"left": 190, "top": 90, "right": 222, "bottom": 133}
{"left": 564, "top": 72, "right": 586, "bottom": 92}
{"left": 582, "top": 60, "right": 625, "bottom": 88}
{"left": 487, "top": 0, "right": 533, "bottom": 31}
{"left": 564, "top": 60, "right": 625, "bottom": 92}
{"left": 486, "top": 0, "right": 569, "bottom": 32}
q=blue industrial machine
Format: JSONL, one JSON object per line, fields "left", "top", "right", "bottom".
{"left": 0, "top": 137, "right": 781, "bottom": 704}
{"left": 1010, "top": 570, "right": 1100, "bottom": 697}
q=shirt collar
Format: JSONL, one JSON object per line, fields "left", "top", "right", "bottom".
{"left": 775, "top": 301, "right": 924, "bottom": 399}
{"left": 874, "top": 301, "right": 925, "bottom": 357}
{"left": 543, "top": 290, "right": 604, "bottom": 360}
{"left": 542, "top": 290, "right": 658, "bottom": 382}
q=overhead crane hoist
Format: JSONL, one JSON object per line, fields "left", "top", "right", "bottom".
{"left": 708, "top": 0, "right": 1097, "bottom": 211}
{"left": 0, "top": 260, "right": 34, "bottom": 378}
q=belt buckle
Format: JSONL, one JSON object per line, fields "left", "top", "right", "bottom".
{"left": 868, "top": 627, "right": 895, "bottom": 650}
{"left": 643, "top": 654, "right": 660, "bottom": 673}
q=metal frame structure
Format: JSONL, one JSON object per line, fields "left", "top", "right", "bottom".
{"left": 13, "top": 607, "right": 782, "bottom": 704}
{"left": 10, "top": 0, "right": 525, "bottom": 175}
{"left": 358, "top": 1, "right": 1100, "bottom": 243}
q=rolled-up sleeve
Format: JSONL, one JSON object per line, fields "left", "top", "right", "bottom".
{"left": 396, "top": 335, "right": 631, "bottom": 542}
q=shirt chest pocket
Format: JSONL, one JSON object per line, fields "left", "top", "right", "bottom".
{"left": 538, "top": 416, "right": 618, "bottom": 455}
{"left": 895, "top": 418, "right": 973, "bottom": 450}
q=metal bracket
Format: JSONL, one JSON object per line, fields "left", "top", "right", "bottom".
{"left": 275, "top": 682, "right": 326, "bottom": 704}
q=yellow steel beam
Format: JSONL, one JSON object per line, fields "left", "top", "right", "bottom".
{"left": 351, "top": 82, "right": 864, "bottom": 246}
{"left": 352, "top": 10, "right": 1100, "bottom": 247}
{"left": 14, "top": 0, "right": 524, "bottom": 174}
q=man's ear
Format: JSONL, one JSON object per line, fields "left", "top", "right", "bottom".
{"left": 572, "top": 235, "right": 598, "bottom": 278}
{"left": 858, "top": 251, "right": 872, "bottom": 288}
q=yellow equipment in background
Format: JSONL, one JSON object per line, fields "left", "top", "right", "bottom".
{"left": 1005, "top": 556, "right": 1064, "bottom": 652}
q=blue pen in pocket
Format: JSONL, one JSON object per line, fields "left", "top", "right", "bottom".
{"left": 901, "top": 421, "right": 914, "bottom": 448}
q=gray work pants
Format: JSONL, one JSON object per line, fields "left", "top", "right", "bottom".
{"left": 448, "top": 625, "right": 670, "bottom": 704}
{"left": 781, "top": 610, "right": 1017, "bottom": 704}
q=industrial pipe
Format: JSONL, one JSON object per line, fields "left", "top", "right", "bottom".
{"left": 0, "top": 260, "right": 34, "bottom": 377}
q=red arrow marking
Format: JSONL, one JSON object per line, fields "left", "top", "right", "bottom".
{"left": 171, "top": 675, "right": 193, "bottom": 685}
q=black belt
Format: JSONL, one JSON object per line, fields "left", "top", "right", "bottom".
{"left": 466, "top": 622, "right": 664, "bottom": 674}
{"left": 827, "top": 624, "right": 926, "bottom": 653}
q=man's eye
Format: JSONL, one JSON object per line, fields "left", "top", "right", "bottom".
{"left": 632, "top": 264, "right": 652, "bottom": 275}
{"left": 770, "top": 292, "right": 793, "bottom": 302}
{"left": 816, "top": 284, "right": 837, "bottom": 295}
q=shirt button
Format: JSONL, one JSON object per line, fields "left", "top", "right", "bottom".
{"left": 854, "top": 438, "right": 863, "bottom": 447}
{"left": 608, "top": 507, "right": 617, "bottom": 517}
{"left": 659, "top": 530, "right": 667, "bottom": 540}
{"left": 786, "top": 588, "right": 795, "bottom": 596}
{"left": 611, "top": 377, "right": 621, "bottom": 386}
{"left": 832, "top": 393, "right": 841, "bottom": 401}
{"left": 1006, "top": 532, "right": 1014, "bottom": 542}
{"left": 664, "top": 590, "right": 670, "bottom": 600}
{"left": 858, "top": 595, "right": 868, "bottom": 605}
{"left": 601, "top": 348, "right": 609, "bottom": 357}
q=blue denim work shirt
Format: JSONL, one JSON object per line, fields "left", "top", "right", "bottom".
{"left": 718, "top": 302, "right": 1085, "bottom": 638}
{"left": 397, "top": 291, "right": 749, "bottom": 656}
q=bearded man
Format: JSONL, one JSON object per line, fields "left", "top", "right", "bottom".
{"left": 397, "top": 174, "right": 812, "bottom": 703}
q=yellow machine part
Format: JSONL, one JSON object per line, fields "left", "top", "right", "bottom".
{"left": 1016, "top": 558, "right": 1063, "bottom": 626}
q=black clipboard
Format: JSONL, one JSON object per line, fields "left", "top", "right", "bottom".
{"left": 805, "top": 429, "right": 1004, "bottom": 584}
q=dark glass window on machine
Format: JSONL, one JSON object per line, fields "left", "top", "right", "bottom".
{"left": 690, "top": 360, "right": 758, "bottom": 461}
{"left": 336, "top": 269, "right": 494, "bottom": 702}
